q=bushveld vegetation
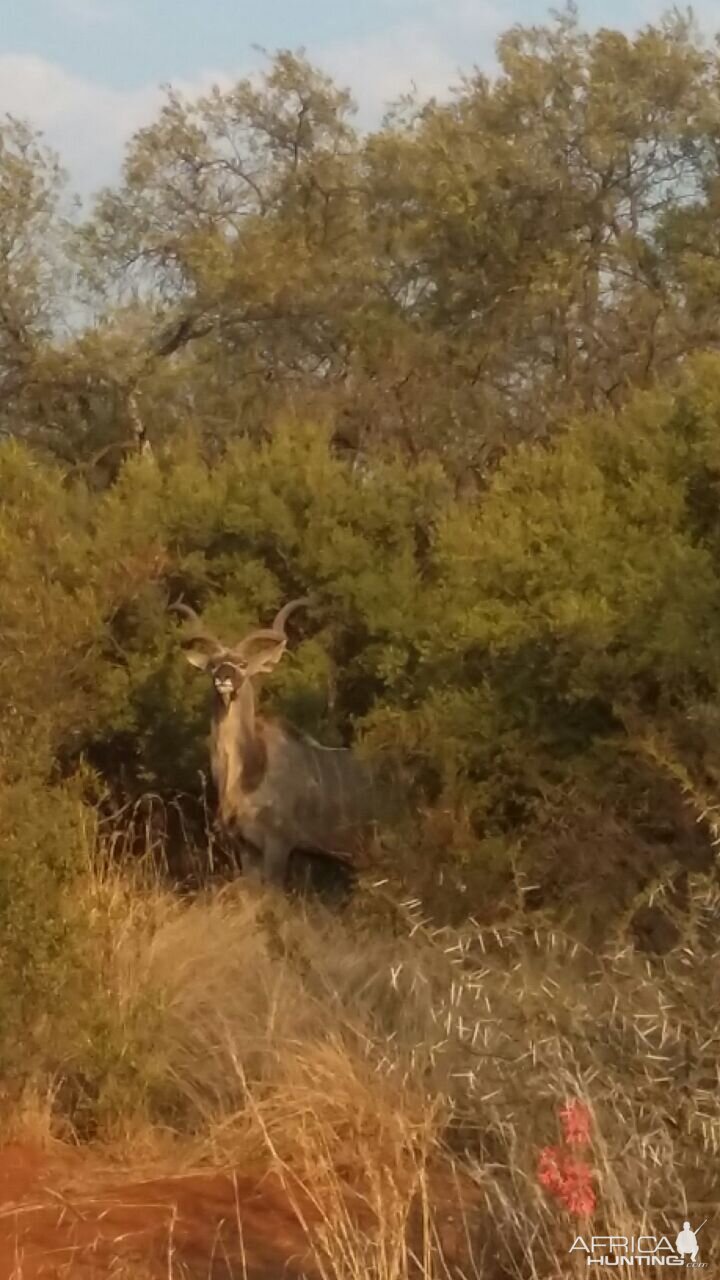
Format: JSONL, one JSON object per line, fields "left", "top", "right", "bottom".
{"left": 2, "top": 6, "right": 720, "bottom": 1274}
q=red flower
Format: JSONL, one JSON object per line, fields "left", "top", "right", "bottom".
{"left": 560, "top": 1100, "right": 592, "bottom": 1148}
{"left": 537, "top": 1144, "right": 596, "bottom": 1217}
{"left": 537, "top": 1101, "right": 597, "bottom": 1217}
{"left": 537, "top": 1145, "right": 565, "bottom": 1195}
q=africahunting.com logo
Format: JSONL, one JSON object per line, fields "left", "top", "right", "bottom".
{"left": 570, "top": 1220, "right": 708, "bottom": 1268}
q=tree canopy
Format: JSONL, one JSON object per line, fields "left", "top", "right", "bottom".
{"left": 4, "top": 10, "right": 720, "bottom": 473}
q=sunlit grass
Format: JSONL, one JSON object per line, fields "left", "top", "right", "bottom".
{"left": 2, "top": 818, "right": 719, "bottom": 1276}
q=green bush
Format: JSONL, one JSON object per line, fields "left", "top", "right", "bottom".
{"left": 0, "top": 779, "right": 92, "bottom": 1079}
{"left": 5, "top": 360, "right": 720, "bottom": 942}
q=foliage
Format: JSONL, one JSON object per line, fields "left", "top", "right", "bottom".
{"left": 0, "top": 779, "right": 91, "bottom": 1082}
{"left": 5, "top": 12, "right": 720, "bottom": 1076}
{"left": 5, "top": 14, "right": 720, "bottom": 471}
{"left": 0, "top": 120, "right": 67, "bottom": 438}
{"left": 4, "top": 356, "right": 720, "bottom": 918}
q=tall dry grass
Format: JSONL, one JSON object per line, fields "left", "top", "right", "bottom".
{"left": 4, "top": 820, "right": 719, "bottom": 1277}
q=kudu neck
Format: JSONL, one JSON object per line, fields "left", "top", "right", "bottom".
{"left": 215, "top": 677, "right": 258, "bottom": 739}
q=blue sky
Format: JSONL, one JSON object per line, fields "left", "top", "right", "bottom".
{"left": 0, "top": 0, "right": 714, "bottom": 199}
{"left": 2, "top": 0, "right": 662, "bottom": 91}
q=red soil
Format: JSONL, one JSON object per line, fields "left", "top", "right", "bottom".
{"left": 0, "top": 1141, "right": 482, "bottom": 1278}
{"left": 0, "top": 1142, "right": 323, "bottom": 1278}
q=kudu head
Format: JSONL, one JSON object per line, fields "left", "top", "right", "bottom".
{"left": 171, "top": 597, "right": 310, "bottom": 707}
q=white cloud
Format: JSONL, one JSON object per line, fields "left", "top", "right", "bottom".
{"left": 319, "top": 5, "right": 503, "bottom": 125}
{"left": 0, "top": 18, "right": 489, "bottom": 202}
{"left": 321, "top": 26, "right": 461, "bottom": 123}
{"left": 0, "top": 54, "right": 233, "bottom": 202}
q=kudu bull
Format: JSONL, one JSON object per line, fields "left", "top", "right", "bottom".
{"left": 173, "top": 598, "right": 394, "bottom": 886}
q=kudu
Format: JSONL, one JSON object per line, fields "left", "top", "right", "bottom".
{"left": 172, "top": 598, "right": 391, "bottom": 886}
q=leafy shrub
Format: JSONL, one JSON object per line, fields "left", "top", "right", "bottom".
{"left": 5, "top": 360, "right": 720, "bottom": 936}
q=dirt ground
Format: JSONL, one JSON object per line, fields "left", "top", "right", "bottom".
{"left": 0, "top": 1139, "right": 483, "bottom": 1279}
{"left": 0, "top": 1142, "right": 480, "bottom": 1279}
{"left": 0, "top": 1141, "right": 325, "bottom": 1279}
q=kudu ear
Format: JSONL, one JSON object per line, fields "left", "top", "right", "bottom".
{"left": 169, "top": 597, "right": 223, "bottom": 671}
{"left": 180, "top": 637, "right": 220, "bottom": 671}
{"left": 234, "top": 597, "right": 310, "bottom": 676}
{"left": 239, "top": 630, "right": 289, "bottom": 676}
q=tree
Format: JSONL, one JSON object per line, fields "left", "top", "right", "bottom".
{"left": 0, "top": 119, "right": 66, "bottom": 437}
{"left": 363, "top": 9, "right": 720, "bottom": 456}
{"left": 5, "top": 15, "right": 720, "bottom": 473}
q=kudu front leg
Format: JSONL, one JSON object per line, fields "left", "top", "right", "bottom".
{"left": 262, "top": 837, "right": 291, "bottom": 887}
{"left": 239, "top": 842, "right": 263, "bottom": 881}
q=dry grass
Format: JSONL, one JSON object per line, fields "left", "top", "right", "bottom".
{"left": 2, "top": 834, "right": 719, "bottom": 1277}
